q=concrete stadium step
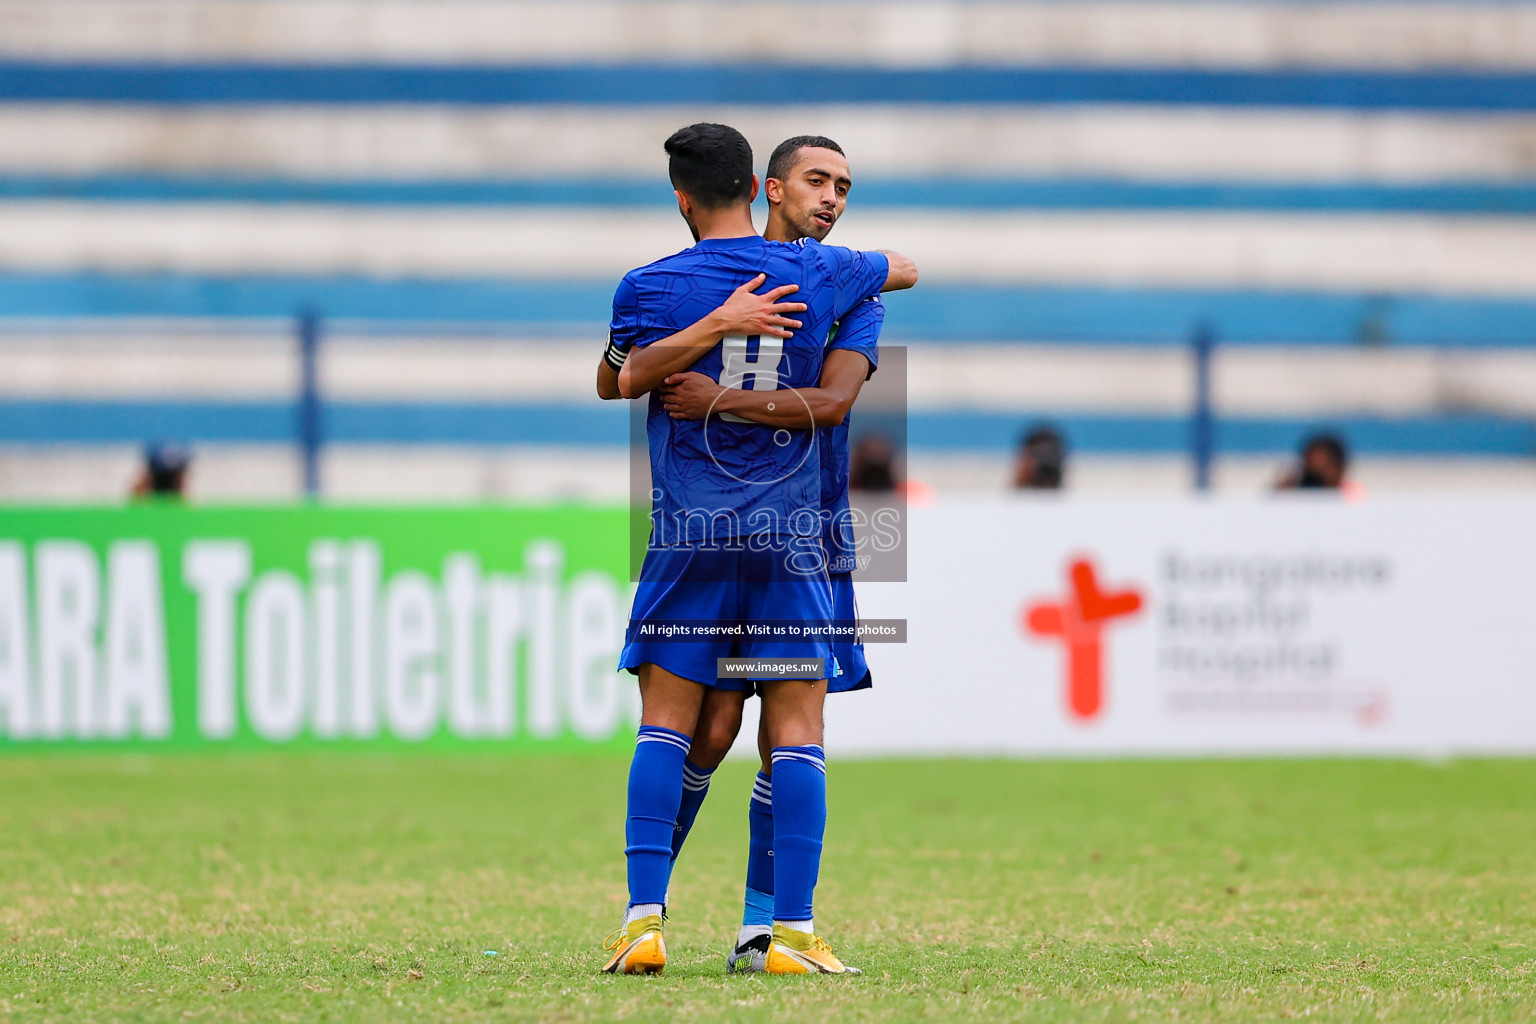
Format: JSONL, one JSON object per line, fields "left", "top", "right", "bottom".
{"left": 5, "top": 1, "right": 1535, "bottom": 69}
{"left": 5, "top": 174, "right": 1536, "bottom": 215}
{"left": 0, "top": 443, "right": 632, "bottom": 503}
{"left": 3, "top": 106, "right": 1534, "bottom": 183}
{"left": 4, "top": 276, "right": 1532, "bottom": 346}
{"left": 4, "top": 202, "right": 1536, "bottom": 294}
{"left": 0, "top": 398, "right": 1528, "bottom": 457}
{"left": 903, "top": 452, "right": 1536, "bottom": 496}
{"left": 3, "top": 444, "right": 1532, "bottom": 503}
{"left": 4, "top": 332, "right": 1536, "bottom": 417}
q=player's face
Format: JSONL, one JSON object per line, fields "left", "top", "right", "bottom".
{"left": 774, "top": 147, "right": 852, "bottom": 242}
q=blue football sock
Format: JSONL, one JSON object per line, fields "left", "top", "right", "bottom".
{"left": 625, "top": 725, "right": 691, "bottom": 908}
{"left": 769, "top": 745, "right": 827, "bottom": 925}
{"left": 669, "top": 759, "right": 714, "bottom": 867}
{"left": 743, "top": 770, "right": 774, "bottom": 928}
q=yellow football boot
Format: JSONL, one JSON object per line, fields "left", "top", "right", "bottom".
{"left": 601, "top": 914, "right": 666, "bottom": 975}
{"left": 764, "top": 924, "right": 861, "bottom": 975}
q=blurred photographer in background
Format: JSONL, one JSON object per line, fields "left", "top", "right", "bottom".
{"left": 1012, "top": 424, "right": 1066, "bottom": 491}
{"left": 850, "top": 432, "right": 899, "bottom": 492}
{"left": 1275, "top": 431, "right": 1351, "bottom": 492}
{"left": 131, "top": 441, "right": 191, "bottom": 500}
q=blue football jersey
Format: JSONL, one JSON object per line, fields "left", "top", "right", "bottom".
{"left": 610, "top": 235, "right": 888, "bottom": 544}
{"left": 820, "top": 294, "right": 883, "bottom": 573}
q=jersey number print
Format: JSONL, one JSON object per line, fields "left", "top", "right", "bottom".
{"left": 717, "top": 335, "right": 786, "bottom": 423}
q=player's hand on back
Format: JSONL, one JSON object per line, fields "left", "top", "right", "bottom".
{"left": 660, "top": 372, "right": 725, "bottom": 420}
{"left": 712, "top": 273, "right": 806, "bottom": 339}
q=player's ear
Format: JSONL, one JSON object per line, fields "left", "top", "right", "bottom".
{"left": 763, "top": 177, "right": 782, "bottom": 206}
{"left": 748, "top": 174, "right": 760, "bottom": 203}
{"left": 674, "top": 189, "right": 690, "bottom": 218}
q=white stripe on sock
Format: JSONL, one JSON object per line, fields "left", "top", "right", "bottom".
{"left": 771, "top": 751, "right": 826, "bottom": 773}
{"left": 637, "top": 730, "right": 691, "bottom": 752}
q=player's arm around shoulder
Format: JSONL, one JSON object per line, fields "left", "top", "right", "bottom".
{"left": 808, "top": 348, "right": 874, "bottom": 425}
{"left": 827, "top": 292, "right": 883, "bottom": 375}
{"left": 596, "top": 328, "right": 627, "bottom": 400}
{"left": 616, "top": 274, "right": 806, "bottom": 399}
{"left": 877, "top": 250, "right": 918, "bottom": 291}
{"left": 802, "top": 292, "right": 884, "bottom": 423}
{"left": 604, "top": 270, "right": 645, "bottom": 399}
{"left": 596, "top": 360, "right": 622, "bottom": 400}
{"left": 661, "top": 349, "right": 870, "bottom": 429}
{"left": 807, "top": 239, "right": 917, "bottom": 299}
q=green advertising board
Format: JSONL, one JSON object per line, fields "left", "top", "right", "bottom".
{"left": 0, "top": 505, "right": 636, "bottom": 751}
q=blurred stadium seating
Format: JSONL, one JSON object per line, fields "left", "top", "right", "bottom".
{"left": 1, "top": 0, "right": 1534, "bottom": 500}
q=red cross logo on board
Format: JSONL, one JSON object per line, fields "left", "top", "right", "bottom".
{"left": 1023, "top": 558, "right": 1144, "bottom": 721}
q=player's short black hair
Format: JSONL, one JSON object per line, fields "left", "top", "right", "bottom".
{"left": 664, "top": 123, "right": 754, "bottom": 209}
{"left": 766, "top": 135, "right": 845, "bottom": 183}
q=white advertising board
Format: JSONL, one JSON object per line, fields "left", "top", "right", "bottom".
{"left": 818, "top": 496, "right": 1536, "bottom": 757}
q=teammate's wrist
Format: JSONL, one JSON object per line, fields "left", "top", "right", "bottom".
{"left": 712, "top": 386, "right": 741, "bottom": 415}
{"left": 706, "top": 308, "right": 734, "bottom": 338}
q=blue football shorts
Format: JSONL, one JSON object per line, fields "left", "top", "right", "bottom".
{"left": 827, "top": 570, "right": 872, "bottom": 694}
{"left": 619, "top": 542, "right": 835, "bottom": 687}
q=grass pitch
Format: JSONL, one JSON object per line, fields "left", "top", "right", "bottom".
{"left": 0, "top": 754, "right": 1532, "bottom": 1023}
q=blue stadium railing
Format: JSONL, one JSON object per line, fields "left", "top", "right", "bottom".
{"left": 2, "top": 309, "right": 1532, "bottom": 501}
{"left": 4, "top": 273, "right": 1535, "bottom": 348}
